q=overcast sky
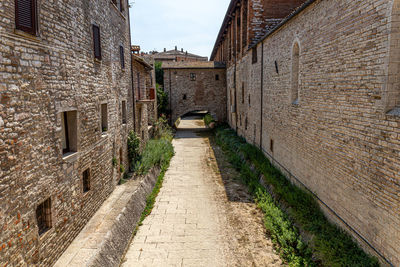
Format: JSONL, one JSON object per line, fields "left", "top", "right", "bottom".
{"left": 129, "top": 0, "right": 231, "bottom": 59}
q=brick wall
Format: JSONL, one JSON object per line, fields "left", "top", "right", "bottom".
{"left": 0, "top": 0, "right": 133, "bottom": 265}
{"left": 163, "top": 67, "right": 227, "bottom": 124}
{"left": 222, "top": 0, "right": 400, "bottom": 265}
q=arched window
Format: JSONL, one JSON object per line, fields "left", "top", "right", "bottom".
{"left": 291, "top": 42, "right": 300, "bottom": 105}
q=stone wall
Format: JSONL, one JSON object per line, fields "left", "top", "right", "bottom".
{"left": 0, "top": 0, "right": 134, "bottom": 265}
{"left": 215, "top": 0, "right": 400, "bottom": 265}
{"left": 163, "top": 66, "right": 227, "bottom": 124}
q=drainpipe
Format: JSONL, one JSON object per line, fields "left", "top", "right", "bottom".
{"left": 169, "top": 69, "right": 172, "bottom": 125}
{"left": 260, "top": 42, "right": 264, "bottom": 149}
{"left": 126, "top": 3, "right": 136, "bottom": 133}
{"left": 131, "top": 59, "right": 136, "bottom": 132}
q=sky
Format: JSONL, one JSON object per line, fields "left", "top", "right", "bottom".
{"left": 129, "top": 0, "right": 231, "bottom": 59}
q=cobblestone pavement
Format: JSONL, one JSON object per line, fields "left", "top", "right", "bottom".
{"left": 122, "top": 116, "right": 281, "bottom": 267}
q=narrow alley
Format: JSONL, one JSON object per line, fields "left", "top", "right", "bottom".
{"left": 121, "top": 115, "right": 282, "bottom": 266}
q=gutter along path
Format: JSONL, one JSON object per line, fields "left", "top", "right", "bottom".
{"left": 122, "top": 116, "right": 282, "bottom": 266}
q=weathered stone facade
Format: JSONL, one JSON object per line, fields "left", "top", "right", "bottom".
{"left": 131, "top": 54, "right": 157, "bottom": 144}
{"left": 162, "top": 62, "right": 227, "bottom": 124}
{"left": 0, "top": 0, "right": 147, "bottom": 265}
{"left": 212, "top": 0, "right": 400, "bottom": 266}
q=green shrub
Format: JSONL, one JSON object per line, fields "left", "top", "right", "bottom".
{"left": 120, "top": 164, "right": 125, "bottom": 174}
{"left": 135, "top": 118, "right": 174, "bottom": 175}
{"left": 112, "top": 157, "right": 117, "bottom": 167}
{"left": 135, "top": 139, "right": 174, "bottom": 175}
{"left": 128, "top": 130, "right": 141, "bottom": 170}
{"left": 215, "top": 125, "right": 379, "bottom": 267}
{"left": 203, "top": 114, "right": 215, "bottom": 126}
{"left": 153, "top": 115, "right": 173, "bottom": 141}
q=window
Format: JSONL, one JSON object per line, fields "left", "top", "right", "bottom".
{"left": 242, "top": 82, "right": 245, "bottom": 104}
{"left": 275, "top": 60, "right": 279, "bottom": 74}
{"left": 82, "top": 169, "right": 90, "bottom": 193}
{"left": 291, "top": 42, "right": 300, "bottom": 104}
{"left": 270, "top": 139, "right": 274, "bottom": 152}
{"left": 183, "top": 94, "right": 187, "bottom": 100}
{"left": 36, "top": 198, "right": 51, "bottom": 236}
{"left": 101, "top": 104, "right": 108, "bottom": 132}
{"left": 245, "top": 117, "right": 248, "bottom": 130}
{"left": 248, "top": 94, "right": 251, "bottom": 107}
{"left": 215, "top": 74, "right": 219, "bottom": 81}
{"left": 122, "top": 101, "right": 127, "bottom": 124}
{"left": 61, "top": 111, "right": 77, "bottom": 155}
{"left": 119, "top": 0, "right": 124, "bottom": 12}
{"left": 190, "top": 73, "right": 196, "bottom": 81}
{"left": 92, "top": 25, "right": 102, "bottom": 60}
{"left": 137, "top": 72, "right": 141, "bottom": 99}
{"left": 120, "top": 45, "right": 125, "bottom": 69}
{"left": 15, "top": 0, "right": 37, "bottom": 35}
{"left": 252, "top": 47, "right": 257, "bottom": 64}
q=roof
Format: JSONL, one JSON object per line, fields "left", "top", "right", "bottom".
{"left": 211, "top": 0, "right": 317, "bottom": 60}
{"left": 131, "top": 54, "right": 153, "bottom": 70}
{"left": 161, "top": 61, "right": 226, "bottom": 69}
{"left": 152, "top": 49, "right": 208, "bottom": 61}
{"left": 249, "top": 0, "right": 317, "bottom": 49}
{"left": 210, "top": 0, "right": 240, "bottom": 60}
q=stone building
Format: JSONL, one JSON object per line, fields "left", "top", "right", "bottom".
{"left": 131, "top": 53, "right": 157, "bottom": 142}
{"left": 143, "top": 46, "right": 208, "bottom": 64}
{"left": 0, "top": 0, "right": 152, "bottom": 265}
{"left": 211, "top": 0, "right": 400, "bottom": 265}
{"left": 162, "top": 61, "right": 227, "bottom": 124}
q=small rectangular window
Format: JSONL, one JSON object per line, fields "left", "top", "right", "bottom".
{"left": 15, "top": 0, "right": 37, "bottom": 35}
{"left": 242, "top": 83, "right": 245, "bottom": 104}
{"left": 83, "top": 169, "right": 90, "bottom": 193}
{"left": 183, "top": 94, "right": 187, "bottom": 100}
{"left": 61, "top": 111, "right": 77, "bottom": 155}
{"left": 215, "top": 74, "right": 219, "bottom": 81}
{"left": 93, "top": 25, "right": 102, "bottom": 60}
{"left": 101, "top": 104, "right": 108, "bottom": 132}
{"left": 120, "top": 45, "right": 125, "bottom": 69}
{"left": 119, "top": 0, "right": 124, "bottom": 12}
{"left": 270, "top": 139, "right": 274, "bottom": 152}
{"left": 122, "top": 101, "right": 127, "bottom": 124}
{"left": 190, "top": 73, "right": 196, "bottom": 81}
{"left": 36, "top": 198, "right": 52, "bottom": 236}
{"left": 252, "top": 47, "right": 257, "bottom": 64}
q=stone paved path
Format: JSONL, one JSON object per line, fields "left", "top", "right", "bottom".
{"left": 122, "top": 116, "right": 281, "bottom": 267}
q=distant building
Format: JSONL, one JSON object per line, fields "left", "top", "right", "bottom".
{"left": 162, "top": 61, "right": 226, "bottom": 124}
{"left": 142, "top": 46, "right": 208, "bottom": 64}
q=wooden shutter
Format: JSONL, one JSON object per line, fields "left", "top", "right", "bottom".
{"left": 120, "top": 45, "right": 125, "bottom": 69}
{"left": 93, "top": 25, "right": 102, "bottom": 60}
{"left": 15, "top": 0, "right": 37, "bottom": 35}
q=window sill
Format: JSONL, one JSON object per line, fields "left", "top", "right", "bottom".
{"left": 38, "top": 228, "right": 52, "bottom": 240}
{"left": 101, "top": 132, "right": 108, "bottom": 137}
{"left": 14, "top": 29, "right": 41, "bottom": 42}
{"left": 94, "top": 58, "right": 102, "bottom": 64}
{"left": 63, "top": 152, "right": 79, "bottom": 163}
{"left": 291, "top": 99, "right": 299, "bottom": 106}
{"left": 110, "top": 1, "right": 126, "bottom": 19}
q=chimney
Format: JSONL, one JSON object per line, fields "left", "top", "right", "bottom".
{"left": 175, "top": 46, "right": 177, "bottom": 51}
{"left": 164, "top": 48, "right": 166, "bottom": 52}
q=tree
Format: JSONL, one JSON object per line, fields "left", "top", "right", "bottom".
{"left": 156, "top": 83, "right": 168, "bottom": 117}
{"left": 155, "top": 61, "right": 164, "bottom": 86}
